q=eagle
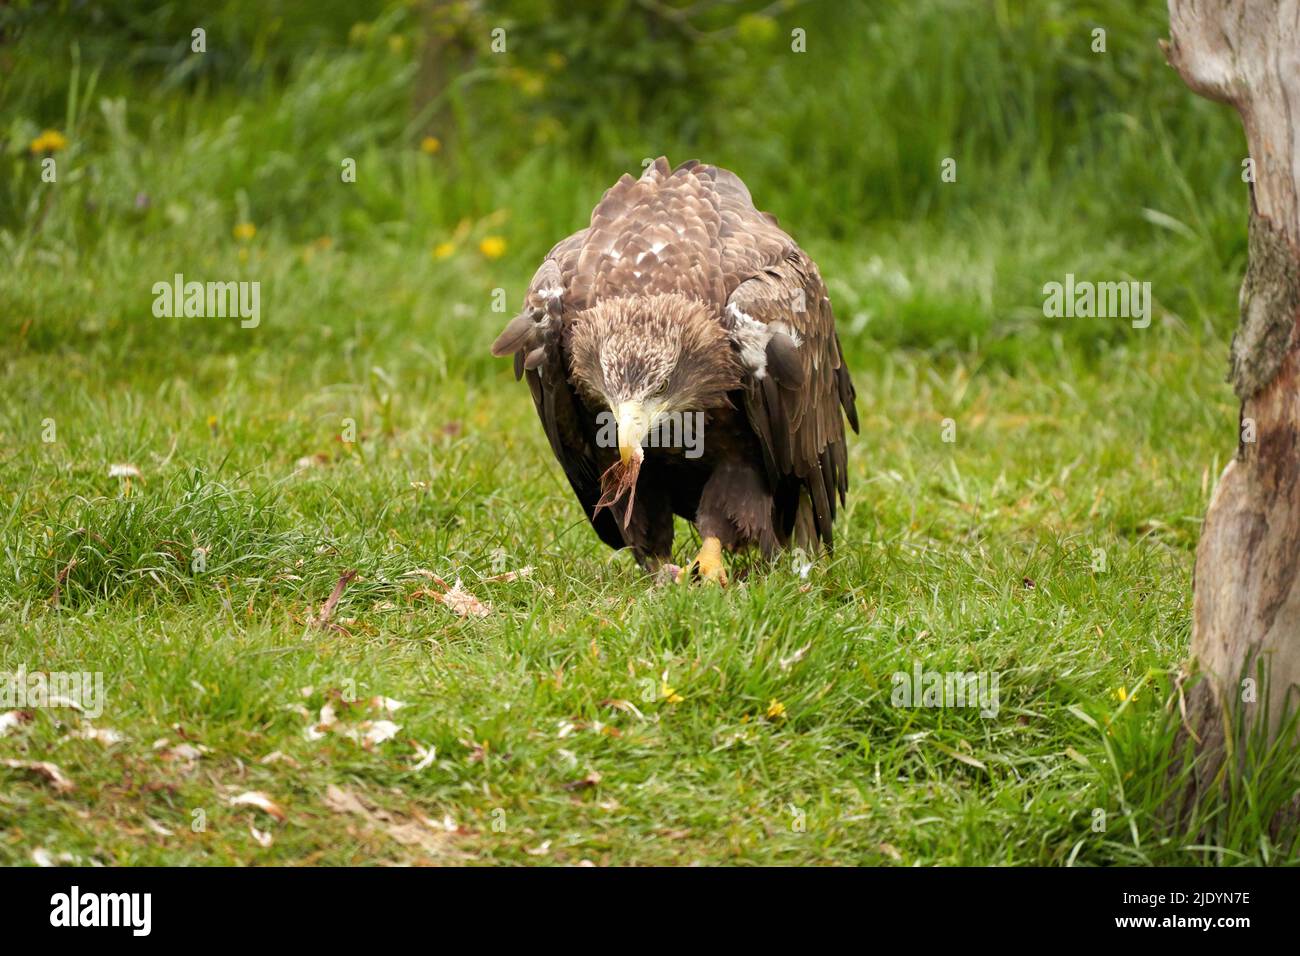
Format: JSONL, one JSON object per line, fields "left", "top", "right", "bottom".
{"left": 492, "top": 158, "right": 857, "bottom": 584}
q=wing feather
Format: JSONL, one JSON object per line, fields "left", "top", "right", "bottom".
{"left": 492, "top": 157, "right": 857, "bottom": 553}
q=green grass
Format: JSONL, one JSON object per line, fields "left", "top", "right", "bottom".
{"left": 1, "top": 0, "right": 1298, "bottom": 865}
{"left": 3, "top": 232, "right": 1297, "bottom": 864}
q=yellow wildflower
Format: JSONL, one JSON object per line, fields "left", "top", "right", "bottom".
{"left": 479, "top": 236, "right": 507, "bottom": 259}
{"left": 432, "top": 242, "right": 455, "bottom": 260}
{"left": 420, "top": 135, "right": 442, "bottom": 155}
{"left": 766, "top": 699, "right": 787, "bottom": 719}
{"left": 233, "top": 222, "right": 256, "bottom": 241}
{"left": 29, "top": 129, "right": 69, "bottom": 153}
{"left": 660, "top": 682, "right": 684, "bottom": 705}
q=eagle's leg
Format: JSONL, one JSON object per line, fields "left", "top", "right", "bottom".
{"left": 679, "top": 461, "right": 775, "bottom": 586}
{"left": 679, "top": 535, "right": 727, "bottom": 585}
{"left": 616, "top": 474, "right": 675, "bottom": 576}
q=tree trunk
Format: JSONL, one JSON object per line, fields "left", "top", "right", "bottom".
{"left": 1163, "top": 1, "right": 1300, "bottom": 804}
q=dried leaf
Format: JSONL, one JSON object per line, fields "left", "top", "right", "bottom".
{"left": 0, "top": 710, "right": 33, "bottom": 736}
{"left": 323, "top": 785, "right": 465, "bottom": 858}
{"left": 228, "top": 791, "right": 286, "bottom": 821}
{"left": 481, "top": 565, "right": 534, "bottom": 584}
{"left": 600, "top": 698, "right": 645, "bottom": 721}
{"left": 434, "top": 579, "right": 490, "bottom": 618}
{"left": 562, "top": 769, "right": 603, "bottom": 791}
{"left": 2, "top": 758, "right": 75, "bottom": 793}
{"left": 259, "top": 750, "right": 299, "bottom": 768}
{"left": 411, "top": 743, "right": 438, "bottom": 771}
{"left": 878, "top": 842, "right": 903, "bottom": 862}
{"left": 313, "top": 569, "right": 358, "bottom": 630}
{"left": 357, "top": 719, "right": 401, "bottom": 748}
{"left": 158, "top": 742, "right": 203, "bottom": 774}
{"left": 69, "top": 724, "right": 124, "bottom": 745}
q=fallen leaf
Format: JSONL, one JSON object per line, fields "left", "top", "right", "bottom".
{"left": 409, "top": 573, "right": 491, "bottom": 618}
{"left": 323, "top": 785, "right": 465, "bottom": 859}
{"left": 323, "top": 784, "right": 370, "bottom": 815}
{"left": 313, "top": 569, "right": 358, "bottom": 631}
{"left": 250, "top": 825, "right": 274, "bottom": 848}
{"left": 259, "top": 750, "right": 299, "bottom": 768}
{"left": 562, "top": 769, "right": 602, "bottom": 791}
{"left": 357, "top": 719, "right": 401, "bottom": 748}
{"left": 601, "top": 698, "right": 645, "bottom": 721}
{"left": 304, "top": 702, "right": 338, "bottom": 740}
{"left": 1, "top": 759, "right": 75, "bottom": 793}
{"left": 481, "top": 565, "right": 534, "bottom": 584}
{"left": 68, "top": 724, "right": 124, "bottom": 745}
{"left": 228, "top": 791, "right": 286, "bottom": 821}
{"left": 411, "top": 743, "right": 438, "bottom": 771}
{"left": 435, "top": 579, "right": 490, "bottom": 618}
{"left": 0, "top": 710, "right": 33, "bottom": 735}
{"left": 158, "top": 742, "right": 204, "bottom": 774}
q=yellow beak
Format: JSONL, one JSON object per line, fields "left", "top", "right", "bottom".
{"left": 615, "top": 401, "right": 648, "bottom": 467}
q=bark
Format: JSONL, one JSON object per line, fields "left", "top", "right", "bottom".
{"left": 1163, "top": 1, "right": 1300, "bottom": 804}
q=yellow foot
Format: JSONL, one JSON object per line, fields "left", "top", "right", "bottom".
{"left": 678, "top": 536, "right": 728, "bottom": 586}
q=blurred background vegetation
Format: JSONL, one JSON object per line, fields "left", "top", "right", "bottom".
{"left": 0, "top": 0, "right": 1245, "bottom": 365}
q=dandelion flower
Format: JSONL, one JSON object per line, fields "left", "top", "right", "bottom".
{"left": 766, "top": 699, "right": 787, "bottom": 719}
{"left": 479, "top": 236, "right": 507, "bottom": 259}
{"left": 29, "top": 130, "right": 68, "bottom": 153}
{"left": 233, "top": 222, "right": 256, "bottom": 241}
{"left": 420, "top": 136, "right": 442, "bottom": 155}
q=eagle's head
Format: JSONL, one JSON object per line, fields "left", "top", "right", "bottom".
{"left": 571, "top": 292, "right": 740, "bottom": 469}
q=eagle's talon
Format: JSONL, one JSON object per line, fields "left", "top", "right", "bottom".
{"left": 678, "top": 536, "right": 727, "bottom": 586}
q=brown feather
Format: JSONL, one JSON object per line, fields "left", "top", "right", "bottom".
{"left": 491, "top": 157, "right": 857, "bottom": 563}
